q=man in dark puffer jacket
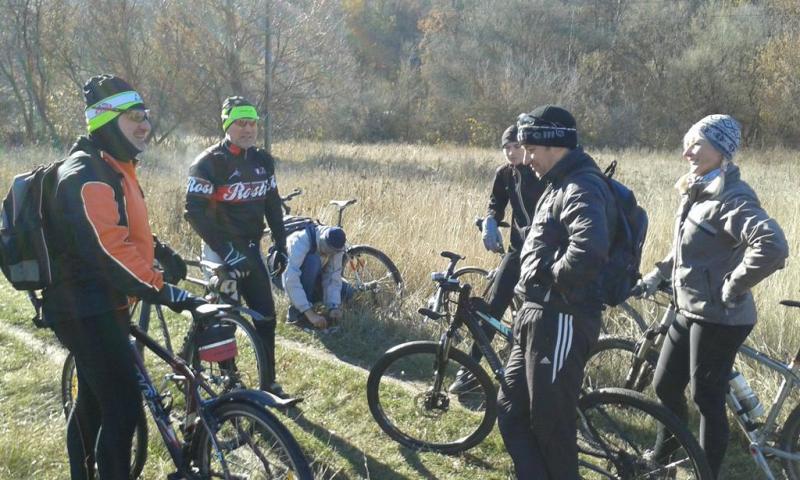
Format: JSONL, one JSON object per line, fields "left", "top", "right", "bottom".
{"left": 496, "top": 105, "right": 617, "bottom": 480}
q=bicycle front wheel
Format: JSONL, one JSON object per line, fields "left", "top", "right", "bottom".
{"left": 578, "top": 388, "right": 713, "bottom": 480}
{"left": 583, "top": 336, "right": 658, "bottom": 394}
{"left": 192, "top": 401, "right": 312, "bottom": 479}
{"left": 189, "top": 313, "right": 270, "bottom": 392}
{"left": 343, "top": 245, "right": 404, "bottom": 309}
{"left": 366, "top": 341, "right": 496, "bottom": 454}
{"left": 60, "top": 353, "right": 149, "bottom": 480}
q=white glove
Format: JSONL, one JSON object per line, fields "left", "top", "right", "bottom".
{"left": 482, "top": 217, "right": 504, "bottom": 253}
{"left": 637, "top": 268, "right": 665, "bottom": 297}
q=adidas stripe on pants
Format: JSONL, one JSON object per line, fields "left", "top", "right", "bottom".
{"left": 496, "top": 303, "right": 601, "bottom": 480}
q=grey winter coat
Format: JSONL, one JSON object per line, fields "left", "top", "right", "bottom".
{"left": 655, "top": 164, "right": 788, "bottom": 326}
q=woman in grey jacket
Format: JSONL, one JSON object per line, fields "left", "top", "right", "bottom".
{"left": 638, "top": 114, "right": 789, "bottom": 478}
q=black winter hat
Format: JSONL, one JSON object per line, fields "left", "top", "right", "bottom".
{"left": 221, "top": 96, "right": 259, "bottom": 131}
{"left": 500, "top": 124, "right": 518, "bottom": 148}
{"left": 83, "top": 74, "right": 140, "bottom": 108}
{"left": 516, "top": 105, "right": 577, "bottom": 149}
{"left": 83, "top": 74, "right": 146, "bottom": 161}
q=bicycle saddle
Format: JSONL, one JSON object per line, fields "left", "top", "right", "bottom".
{"left": 440, "top": 251, "right": 464, "bottom": 261}
{"left": 330, "top": 199, "right": 357, "bottom": 208}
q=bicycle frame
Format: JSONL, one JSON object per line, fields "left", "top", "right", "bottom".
{"left": 129, "top": 324, "right": 231, "bottom": 476}
{"left": 731, "top": 344, "right": 800, "bottom": 479}
{"left": 622, "top": 293, "right": 800, "bottom": 479}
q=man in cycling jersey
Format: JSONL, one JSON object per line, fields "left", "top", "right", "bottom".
{"left": 449, "top": 123, "right": 545, "bottom": 394}
{"left": 44, "top": 74, "right": 204, "bottom": 480}
{"left": 275, "top": 224, "right": 348, "bottom": 330}
{"left": 497, "top": 105, "right": 616, "bottom": 479}
{"left": 184, "top": 96, "right": 289, "bottom": 396}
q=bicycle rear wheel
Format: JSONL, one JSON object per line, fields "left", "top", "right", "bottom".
{"left": 188, "top": 313, "right": 270, "bottom": 393}
{"left": 343, "top": 245, "right": 403, "bottom": 310}
{"left": 60, "top": 353, "right": 149, "bottom": 480}
{"left": 366, "top": 341, "right": 496, "bottom": 454}
{"left": 578, "top": 388, "right": 713, "bottom": 479}
{"left": 192, "top": 401, "right": 312, "bottom": 479}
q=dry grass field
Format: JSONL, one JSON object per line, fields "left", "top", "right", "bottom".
{"left": 0, "top": 139, "right": 798, "bottom": 479}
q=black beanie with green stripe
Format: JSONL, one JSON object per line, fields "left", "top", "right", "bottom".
{"left": 221, "top": 96, "right": 259, "bottom": 131}
{"left": 83, "top": 74, "right": 146, "bottom": 161}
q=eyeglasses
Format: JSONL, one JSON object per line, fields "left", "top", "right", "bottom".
{"left": 233, "top": 119, "right": 257, "bottom": 128}
{"left": 116, "top": 108, "right": 150, "bottom": 123}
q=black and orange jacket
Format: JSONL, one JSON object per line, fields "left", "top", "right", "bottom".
{"left": 42, "top": 136, "right": 164, "bottom": 321}
{"left": 184, "top": 140, "right": 286, "bottom": 256}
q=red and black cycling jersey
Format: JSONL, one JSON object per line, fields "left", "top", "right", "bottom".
{"left": 42, "top": 136, "right": 164, "bottom": 321}
{"left": 184, "top": 140, "right": 286, "bottom": 256}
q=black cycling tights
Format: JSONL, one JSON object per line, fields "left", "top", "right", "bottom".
{"left": 53, "top": 309, "right": 143, "bottom": 480}
{"left": 652, "top": 314, "right": 752, "bottom": 479}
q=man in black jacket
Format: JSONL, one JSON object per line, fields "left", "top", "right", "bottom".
{"left": 185, "top": 96, "right": 288, "bottom": 396}
{"left": 496, "top": 105, "right": 616, "bottom": 479}
{"left": 45, "top": 74, "right": 203, "bottom": 480}
{"left": 449, "top": 124, "right": 545, "bottom": 394}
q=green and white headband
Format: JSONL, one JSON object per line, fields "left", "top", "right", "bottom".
{"left": 85, "top": 90, "right": 144, "bottom": 133}
{"left": 222, "top": 105, "right": 259, "bottom": 131}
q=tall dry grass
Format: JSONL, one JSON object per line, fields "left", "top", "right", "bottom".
{"left": 2, "top": 139, "right": 799, "bottom": 393}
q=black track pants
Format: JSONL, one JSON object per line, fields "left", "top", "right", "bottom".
{"left": 652, "top": 313, "right": 752, "bottom": 479}
{"left": 496, "top": 303, "right": 601, "bottom": 480}
{"left": 53, "top": 309, "right": 143, "bottom": 480}
{"left": 469, "top": 248, "right": 521, "bottom": 362}
{"left": 237, "top": 241, "right": 278, "bottom": 383}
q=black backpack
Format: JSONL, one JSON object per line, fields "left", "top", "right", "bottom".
{"left": 591, "top": 161, "right": 649, "bottom": 306}
{"left": 0, "top": 161, "right": 63, "bottom": 291}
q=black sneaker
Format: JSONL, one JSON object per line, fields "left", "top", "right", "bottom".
{"left": 448, "top": 369, "right": 478, "bottom": 394}
{"left": 287, "top": 315, "right": 314, "bottom": 330}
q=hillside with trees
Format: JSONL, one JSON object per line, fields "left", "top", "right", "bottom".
{"left": 2, "top": 0, "right": 800, "bottom": 149}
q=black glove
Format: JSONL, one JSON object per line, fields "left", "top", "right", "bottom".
{"left": 154, "top": 236, "right": 188, "bottom": 284}
{"left": 155, "top": 283, "right": 206, "bottom": 313}
{"left": 222, "top": 242, "right": 251, "bottom": 279}
{"left": 268, "top": 246, "right": 288, "bottom": 277}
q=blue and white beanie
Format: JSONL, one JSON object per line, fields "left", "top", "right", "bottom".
{"left": 319, "top": 226, "right": 346, "bottom": 252}
{"left": 684, "top": 114, "right": 741, "bottom": 160}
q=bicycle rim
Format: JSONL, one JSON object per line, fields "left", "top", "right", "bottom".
{"left": 343, "top": 246, "right": 403, "bottom": 310}
{"left": 366, "top": 341, "right": 496, "bottom": 454}
{"left": 583, "top": 336, "right": 654, "bottom": 395}
{"left": 578, "top": 388, "right": 712, "bottom": 479}
{"left": 194, "top": 314, "right": 269, "bottom": 393}
{"left": 193, "top": 402, "right": 312, "bottom": 479}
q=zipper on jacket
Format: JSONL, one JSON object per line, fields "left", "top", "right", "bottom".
{"left": 513, "top": 167, "right": 532, "bottom": 228}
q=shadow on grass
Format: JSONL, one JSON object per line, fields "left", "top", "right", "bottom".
{"left": 286, "top": 408, "right": 437, "bottom": 480}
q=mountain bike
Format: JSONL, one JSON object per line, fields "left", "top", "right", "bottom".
{"left": 588, "top": 286, "right": 800, "bottom": 479}
{"left": 127, "top": 304, "right": 309, "bottom": 479}
{"left": 267, "top": 187, "right": 404, "bottom": 310}
{"left": 421, "top": 250, "right": 649, "bottom": 391}
{"left": 60, "top": 267, "right": 271, "bottom": 479}
{"left": 366, "top": 269, "right": 712, "bottom": 478}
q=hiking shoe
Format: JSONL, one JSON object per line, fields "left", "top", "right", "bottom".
{"left": 266, "top": 382, "right": 290, "bottom": 399}
{"left": 448, "top": 369, "right": 479, "bottom": 394}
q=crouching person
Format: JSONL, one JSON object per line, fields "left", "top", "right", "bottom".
{"left": 276, "top": 225, "right": 348, "bottom": 330}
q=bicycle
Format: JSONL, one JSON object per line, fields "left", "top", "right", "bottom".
{"left": 422, "top": 250, "right": 649, "bottom": 392}
{"left": 126, "top": 304, "right": 309, "bottom": 478}
{"left": 588, "top": 286, "right": 800, "bottom": 479}
{"left": 268, "top": 187, "right": 404, "bottom": 310}
{"left": 60, "top": 266, "right": 271, "bottom": 479}
{"left": 366, "top": 270, "right": 712, "bottom": 478}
